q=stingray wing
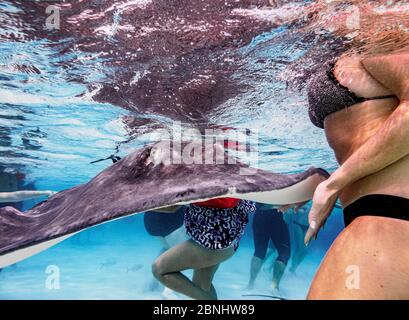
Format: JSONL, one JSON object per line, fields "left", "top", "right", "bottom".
{"left": 0, "top": 142, "right": 329, "bottom": 266}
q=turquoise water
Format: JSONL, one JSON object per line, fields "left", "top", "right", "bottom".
{"left": 0, "top": 206, "right": 344, "bottom": 300}
{"left": 0, "top": 0, "right": 344, "bottom": 300}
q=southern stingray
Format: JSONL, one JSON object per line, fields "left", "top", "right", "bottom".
{"left": 0, "top": 142, "right": 329, "bottom": 267}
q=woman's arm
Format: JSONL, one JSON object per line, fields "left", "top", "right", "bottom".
{"left": 327, "top": 100, "right": 409, "bottom": 192}
{"left": 0, "top": 190, "right": 56, "bottom": 203}
{"left": 326, "top": 54, "right": 409, "bottom": 192}
{"left": 305, "top": 54, "right": 409, "bottom": 244}
{"left": 363, "top": 54, "right": 409, "bottom": 100}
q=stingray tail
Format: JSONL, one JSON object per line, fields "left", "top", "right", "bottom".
{"left": 90, "top": 155, "right": 122, "bottom": 164}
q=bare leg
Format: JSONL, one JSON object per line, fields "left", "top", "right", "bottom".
{"left": 152, "top": 240, "right": 234, "bottom": 300}
{"left": 149, "top": 246, "right": 168, "bottom": 292}
{"left": 271, "top": 260, "right": 286, "bottom": 291}
{"left": 270, "top": 216, "right": 290, "bottom": 291}
{"left": 290, "top": 226, "right": 308, "bottom": 274}
{"left": 290, "top": 249, "right": 307, "bottom": 274}
{"left": 246, "top": 256, "right": 263, "bottom": 290}
{"left": 193, "top": 264, "right": 220, "bottom": 299}
{"left": 308, "top": 216, "right": 409, "bottom": 299}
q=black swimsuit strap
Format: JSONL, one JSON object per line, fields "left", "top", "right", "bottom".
{"left": 360, "top": 94, "right": 397, "bottom": 101}
{"left": 344, "top": 194, "right": 409, "bottom": 226}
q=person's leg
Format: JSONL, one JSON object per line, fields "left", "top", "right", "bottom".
{"left": 308, "top": 216, "right": 409, "bottom": 299}
{"left": 193, "top": 264, "right": 220, "bottom": 300}
{"left": 264, "top": 241, "right": 278, "bottom": 274}
{"left": 148, "top": 240, "right": 169, "bottom": 292}
{"left": 246, "top": 214, "right": 269, "bottom": 290}
{"left": 150, "top": 228, "right": 187, "bottom": 292}
{"left": 158, "top": 236, "right": 171, "bottom": 250}
{"left": 246, "top": 256, "right": 264, "bottom": 290}
{"left": 271, "top": 261, "right": 286, "bottom": 291}
{"left": 152, "top": 240, "right": 234, "bottom": 300}
{"left": 289, "top": 224, "right": 308, "bottom": 274}
{"left": 270, "top": 214, "right": 291, "bottom": 291}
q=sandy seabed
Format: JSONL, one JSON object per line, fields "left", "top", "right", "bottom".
{"left": 0, "top": 241, "right": 322, "bottom": 300}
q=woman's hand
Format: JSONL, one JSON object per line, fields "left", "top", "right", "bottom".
{"left": 304, "top": 179, "right": 340, "bottom": 245}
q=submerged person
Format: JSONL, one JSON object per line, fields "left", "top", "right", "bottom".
{"left": 283, "top": 205, "right": 310, "bottom": 275}
{"left": 144, "top": 207, "right": 187, "bottom": 293}
{"left": 152, "top": 198, "right": 256, "bottom": 300}
{"left": 246, "top": 204, "right": 290, "bottom": 293}
{"left": 306, "top": 48, "right": 409, "bottom": 300}
{"left": 266, "top": 0, "right": 409, "bottom": 299}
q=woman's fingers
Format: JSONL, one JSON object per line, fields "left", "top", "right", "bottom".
{"left": 305, "top": 200, "right": 331, "bottom": 245}
{"left": 305, "top": 215, "right": 324, "bottom": 245}
{"left": 305, "top": 202, "right": 336, "bottom": 245}
{"left": 304, "top": 225, "right": 317, "bottom": 246}
{"left": 305, "top": 206, "right": 318, "bottom": 245}
{"left": 303, "top": 177, "right": 340, "bottom": 245}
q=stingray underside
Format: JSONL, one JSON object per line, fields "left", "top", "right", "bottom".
{"left": 0, "top": 142, "right": 329, "bottom": 266}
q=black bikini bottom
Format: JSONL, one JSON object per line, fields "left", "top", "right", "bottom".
{"left": 343, "top": 194, "right": 409, "bottom": 227}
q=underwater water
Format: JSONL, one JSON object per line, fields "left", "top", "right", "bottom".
{"left": 0, "top": 0, "right": 352, "bottom": 300}
{"left": 0, "top": 207, "right": 344, "bottom": 300}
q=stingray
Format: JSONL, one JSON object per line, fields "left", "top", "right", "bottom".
{"left": 4, "top": 0, "right": 277, "bottom": 126}
{"left": 0, "top": 142, "right": 329, "bottom": 268}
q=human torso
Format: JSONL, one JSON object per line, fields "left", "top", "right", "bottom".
{"left": 318, "top": 56, "right": 409, "bottom": 207}
{"left": 184, "top": 200, "right": 256, "bottom": 250}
